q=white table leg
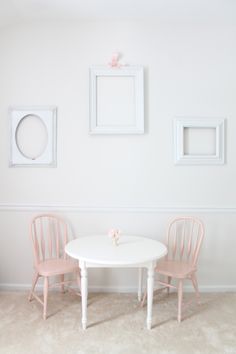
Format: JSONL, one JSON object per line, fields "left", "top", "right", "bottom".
{"left": 146, "top": 262, "right": 155, "bottom": 330}
{"left": 138, "top": 268, "right": 143, "bottom": 301}
{"left": 80, "top": 261, "right": 88, "bottom": 330}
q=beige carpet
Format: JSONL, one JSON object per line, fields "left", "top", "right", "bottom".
{"left": 0, "top": 291, "right": 235, "bottom": 354}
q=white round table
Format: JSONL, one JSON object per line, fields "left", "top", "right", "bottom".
{"left": 65, "top": 235, "right": 167, "bottom": 330}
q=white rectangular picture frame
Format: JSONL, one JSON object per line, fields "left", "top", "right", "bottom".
{"left": 89, "top": 66, "right": 144, "bottom": 134}
{"left": 174, "top": 117, "right": 225, "bottom": 165}
{"left": 9, "top": 106, "right": 57, "bottom": 167}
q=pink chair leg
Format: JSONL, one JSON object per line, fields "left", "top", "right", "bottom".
{"left": 177, "top": 280, "right": 183, "bottom": 323}
{"left": 167, "top": 276, "right": 172, "bottom": 295}
{"left": 191, "top": 273, "right": 200, "bottom": 304}
{"left": 28, "top": 272, "right": 39, "bottom": 301}
{"left": 60, "top": 274, "right": 65, "bottom": 293}
{"left": 43, "top": 277, "right": 49, "bottom": 320}
{"left": 77, "top": 269, "right": 81, "bottom": 291}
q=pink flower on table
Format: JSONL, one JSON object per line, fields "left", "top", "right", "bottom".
{"left": 108, "top": 229, "right": 121, "bottom": 246}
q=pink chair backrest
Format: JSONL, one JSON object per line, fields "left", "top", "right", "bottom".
{"left": 30, "top": 214, "right": 68, "bottom": 265}
{"left": 166, "top": 217, "right": 204, "bottom": 266}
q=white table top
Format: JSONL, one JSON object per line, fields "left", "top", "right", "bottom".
{"left": 65, "top": 235, "right": 167, "bottom": 266}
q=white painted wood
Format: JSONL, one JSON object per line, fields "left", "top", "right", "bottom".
{"left": 174, "top": 117, "right": 225, "bottom": 165}
{"left": 89, "top": 66, "right": 144, "bottom": 134}
{"left": 80, "top": 261, "right": 88, "bottom": 330}
{"left": 9, "top": 106, "right": 57, "bottom": 167}
{"left": 138, "top": 268, "right": 143, "bottom": 301}
{"left": 147, "top": 262, "right": 155, "bottom": 330}
{"left": 65, "top": 235, "right": 167, "bottom": 329}
{"left": 66, "top": 235, "right": 167, "bottom": 266}
{"left": 1, "top": 203, "right": 236, "bottom": 213}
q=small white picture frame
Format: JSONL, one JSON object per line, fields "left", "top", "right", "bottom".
{"left": 89, "top": 66, "right": 144, "bottom": 134}
{"left": 9, "top": 106, "right": 57, "bottom": 167}
{"left": 174, "top": 117, "right": 225, "bottom": 165}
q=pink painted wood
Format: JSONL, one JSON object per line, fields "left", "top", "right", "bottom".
{"left": 28, "top": 214, "right": 81, "bottom": 319}
{"left": 157, "top": 216, "right": 204, "bottom": 322}
{"left": 142, "top": 216, "right": 204, "bottom": 322}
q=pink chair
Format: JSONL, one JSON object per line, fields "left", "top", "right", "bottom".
{"left": 28, "top": 214, "right": 81, "bottom": 319}
{"left": 142, "top": 216, "right": 204, "bottom": 322}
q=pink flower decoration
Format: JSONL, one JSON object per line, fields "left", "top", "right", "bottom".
{"left": 109, "top": 53, "right": 120, "bottom": 67}
{"left": 108, "top": 228, "right": 121, "bottom": 246}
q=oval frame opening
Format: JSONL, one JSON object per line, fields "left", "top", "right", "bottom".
{"left": 15, "top": 114, "right": 49, "bottom": 160}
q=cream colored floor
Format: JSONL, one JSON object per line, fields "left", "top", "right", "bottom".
{"left": 0, "top": 291, "right": 235, "bottom": 354}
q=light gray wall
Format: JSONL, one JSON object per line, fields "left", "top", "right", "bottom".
{"left": 0, "top": 20, "right": 236, "bottom": 291}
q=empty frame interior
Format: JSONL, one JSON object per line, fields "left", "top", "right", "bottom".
{"left": 90, "top": 66, "right": 144, "bottom": 134}
{"left": 15, "top": 114, "right": 48, "bottom": 160}
{"left": 96, "top": 76, "right": 135, "bottom": 127}
{"left": 183, "top": 127, "right": 216, "bottom": 156}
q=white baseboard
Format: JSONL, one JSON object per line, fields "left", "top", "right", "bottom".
{"left": 0, "top": 283, "right": 236, "bottom": 293}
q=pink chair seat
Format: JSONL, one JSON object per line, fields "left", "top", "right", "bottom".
{"left": 156, "top": 260, "right": 197, "bottom": 279}
{"left": 36, "top": 259, "right": 78, "bottom": 277}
